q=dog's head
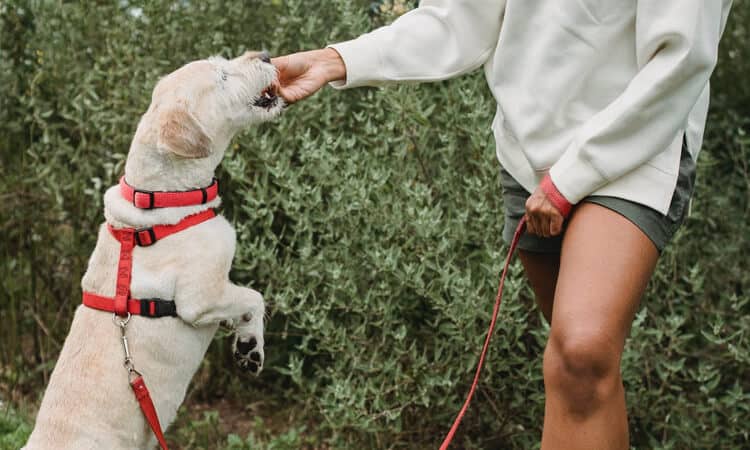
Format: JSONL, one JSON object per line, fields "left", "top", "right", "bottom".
{"left": 138, "top": 51, "right": 283, "bottom": 162}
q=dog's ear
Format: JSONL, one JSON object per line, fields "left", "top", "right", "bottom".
{"left": 157, "top": 106, "right": 212, "bottom": 159}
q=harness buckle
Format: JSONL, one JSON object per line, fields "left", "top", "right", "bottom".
{"left": 133, "top": 189, "right": 155, "bottom": 209}
{"left": 140, "top": 298, "right": 177, "bottom": 317}
{"left": 135, "top": 227, "right": 157, "bottom": 247}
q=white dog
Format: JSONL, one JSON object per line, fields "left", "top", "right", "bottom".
{"left": 24, "top": 51, "right": 283, "bottom": 449}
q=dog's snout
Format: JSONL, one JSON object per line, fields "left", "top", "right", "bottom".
{"left": 259, "top": 51, "right": 271, "bottom": 64}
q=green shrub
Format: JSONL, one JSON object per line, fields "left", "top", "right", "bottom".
{"left": 1, "top": 1, "right": 748, "bottom": 448}
{"left": 0, "top": 406, "right": 32, "bottom": 450}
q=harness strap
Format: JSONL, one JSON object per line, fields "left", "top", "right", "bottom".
{"left": 108, "top": 208, "right": 218, "bottom": 248}
{"left": 131, "top": 375, "right": 169, "bottom": 450}
{"left": 82, "top": 208, "right": 216, "bottom": 317}
{"left": 120, "top": 176, "right": 219, "bottom": 209}
{"left": 83, "top": 293, "right": 178, "bottom": 317}
{"left": 439, "top": 217, "right": 526, "bottom": 450}
{"left": 112, "top": 229, "right": 135, "bottom": 316}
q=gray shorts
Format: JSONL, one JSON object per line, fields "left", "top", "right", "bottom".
{"left": 501, "top": 143, "right": 696, "bottom": 253}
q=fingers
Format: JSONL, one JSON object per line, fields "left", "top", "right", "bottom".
{"left": 271, "top": 49, "right": 346, "bottom": 104}
{"left": 549, "top": 213, "right": 564, "bottom": 236}
{"left": 270, "top": 55, "right": 289, "bottom": 74}
{"left": 277, "top": 85, "right": 304, "bottom": 104}
{"left": 525, "top": 189, "right": 565, "bottom": 238}
{"left": 271, "top": 53, "right": 310, "bottom": 103}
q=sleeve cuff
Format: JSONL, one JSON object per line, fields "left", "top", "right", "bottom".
{"left": 548, "top": 146, "right": 609, "bottom": 206}
{"left": 327, "top": 34, "right": 384, "bottom": 89}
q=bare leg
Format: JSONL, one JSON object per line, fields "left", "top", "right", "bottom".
{"left": 518, "top": 250, "right": 560, "bottom": 323}
{"left": 540, "top": 203, "right": 659, "bottom": 450}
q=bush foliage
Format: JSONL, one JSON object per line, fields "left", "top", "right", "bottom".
{"left": 1, "top": 1, "right": 748, "bottom": 448}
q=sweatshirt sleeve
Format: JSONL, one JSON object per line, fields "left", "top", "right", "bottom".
{"left": 328, "top": 0, "right": 506, "bottom": 89}
{"left": 548, "top": 0, "right": 733, "bottom": 205}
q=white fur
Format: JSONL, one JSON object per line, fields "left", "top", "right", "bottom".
{"left": 25, "top": 52, "right": 283, "bottom": 450}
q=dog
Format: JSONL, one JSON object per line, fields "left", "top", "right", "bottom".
{"left": 24, "top": 51, "right": 284, "bottom": 449}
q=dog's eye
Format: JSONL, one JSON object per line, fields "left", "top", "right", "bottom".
{"left": 220, "top": 70, "right": 228, "bottom": 82}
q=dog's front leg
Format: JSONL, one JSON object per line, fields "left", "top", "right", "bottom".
{"left": 178, "top": 282, "right": 265, "bottom": 374}
{"left": 222, "top": 283, "right": 266, "bottom": 375}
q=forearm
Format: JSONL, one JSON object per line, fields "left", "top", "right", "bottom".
{"left": 329, "top": 0, "right": 505, "bottom": 89}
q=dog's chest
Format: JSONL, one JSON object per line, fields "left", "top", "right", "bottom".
{"left": 129, "top": 252, "right": 179, "bottom": 301}
{"left": 81, "top": 227, "right": 180, "bottom": 301}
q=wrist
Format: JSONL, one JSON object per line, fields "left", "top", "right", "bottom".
{"left": 315, "top": 48, "right": 346, "bottom": 83}
{"left": 540, "top": 174, "right": 573, "bottom": 218}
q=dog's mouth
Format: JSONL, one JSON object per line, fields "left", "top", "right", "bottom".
{"left": 254, "top": 83, "right": 279, "bottom": 109}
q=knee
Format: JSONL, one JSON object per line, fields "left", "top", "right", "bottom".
{"left": 543, "top": 330, "right": 621, "bottom": 415}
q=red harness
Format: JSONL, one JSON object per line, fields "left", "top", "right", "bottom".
{"left": 82, "top": 208, "right": 216, "bottom": 317}
{"left": 82, "top": 178, "right": 219, "bottom": 450}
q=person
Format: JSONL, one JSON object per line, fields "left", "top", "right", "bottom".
{"left": 271, "top": 1, "right": 734, "bottom": 448}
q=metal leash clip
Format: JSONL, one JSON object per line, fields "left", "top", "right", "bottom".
{"left": 113, "top": 313, "right": 142, "bottom": 381}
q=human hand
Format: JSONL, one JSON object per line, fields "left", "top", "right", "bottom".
{"left": 524, "top": 174, "right": 573, "bottom": 237}
{"left": 271, "top": 48, "right": 346, "bottom": 104}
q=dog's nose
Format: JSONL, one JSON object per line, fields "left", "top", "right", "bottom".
{"left": 259, "top": 51, "right": 271, "bottom": 64}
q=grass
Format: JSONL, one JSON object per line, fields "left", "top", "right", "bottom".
{"left": 0, "top": 394, "right": 318, "bottom": 450}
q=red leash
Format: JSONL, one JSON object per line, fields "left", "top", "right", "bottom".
{"left": 131, "top": 375, "right": 169, "bottom": 449}
{"left": 438, "top": 216, "right": 527, "bottom": 450}
{"left": 114, "top": 314, "right": 171, "bottom": 450}
{"left": 439, "top": 174, "right": 572, "bottom": 448}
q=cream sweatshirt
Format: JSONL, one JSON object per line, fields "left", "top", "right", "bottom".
{"left": 329, "top": 0, "right": 733, "bottom": 213}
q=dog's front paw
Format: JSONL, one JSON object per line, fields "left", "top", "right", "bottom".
{"left": 233, "top": 320, "right": 264, "bottom": 375}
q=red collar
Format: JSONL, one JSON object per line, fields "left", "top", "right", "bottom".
{"left": 120, "top": 176, "right": 219, "bottom": 209}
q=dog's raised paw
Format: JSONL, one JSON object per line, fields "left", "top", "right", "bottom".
{"left": 233, "top": 335, "right": 264, "bottom": 375}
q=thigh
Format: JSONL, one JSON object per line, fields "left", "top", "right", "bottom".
{"left": 550, "top": 202, "right": 659, "bottom": 353}
{"left": 518, "top": 249, "right": 559, "bottom": 323}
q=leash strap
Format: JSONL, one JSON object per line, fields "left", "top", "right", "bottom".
{"left": 120, "top": 176, "right": 219, "bottom": 209}
{"left": 439, "top": 216, "right": 527, "bottom": 450}
{"left": 131, "top": 375, "right": 170, "bottom": 450}
{"left": 439, "top": 179, "right": 572, "bottom": 448}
